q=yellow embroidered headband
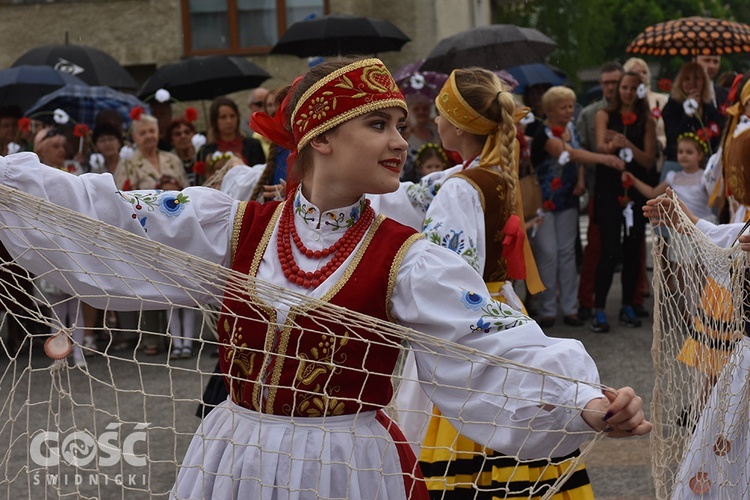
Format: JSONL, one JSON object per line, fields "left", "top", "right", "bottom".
{"left": 290, "top": 58, "right": 407, "bottom": 151}
{"left": 435, "top": 71, "right": 497, "bottom": 135}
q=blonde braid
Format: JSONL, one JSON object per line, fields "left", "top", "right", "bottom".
{"left": 453, "top": 68, "right": 518, "bottom": 215}
{"left": 496, "top": 93, "right": 518, "bottom": 214}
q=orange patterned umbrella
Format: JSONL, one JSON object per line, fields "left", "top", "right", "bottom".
{"left": 626, "top": 17, "right": 750, "bottom": 57}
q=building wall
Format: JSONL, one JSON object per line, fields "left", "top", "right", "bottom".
{"left": 0, "top": 0, "right": 184, "bottom": 72}
{"left": 0, "top": 0, "right": 487, "bottom": 125}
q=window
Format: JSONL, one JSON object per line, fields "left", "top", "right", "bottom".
{"left": 182, "top": 0, "right": 328, "bottom": 55}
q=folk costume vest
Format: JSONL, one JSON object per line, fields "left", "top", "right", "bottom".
{"left": 218, "top": 200, "right": 422, "bottom": 417}
{"left": 452, "top": 167, "right": 511, "bottom": 283}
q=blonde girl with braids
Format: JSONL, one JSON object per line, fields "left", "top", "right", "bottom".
{"left": 393, "top": 68, "right": 596, "bottom": 499}
{"left": 0, "top": 58, "right": 650, "bottom": 499}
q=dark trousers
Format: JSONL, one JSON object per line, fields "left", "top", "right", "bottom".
{"left": 594, "top": 199, "right": 646, "bottom": 309}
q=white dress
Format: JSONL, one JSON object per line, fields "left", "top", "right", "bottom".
{"left": 0, "top": 152, "right": 602, "bottom": 499}
{"left": 673, "top": 220, "right": 750, "bottom": 498}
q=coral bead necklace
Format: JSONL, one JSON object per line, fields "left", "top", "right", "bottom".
{"left": 277, "top": 199, "right": 375, "bottom": 289}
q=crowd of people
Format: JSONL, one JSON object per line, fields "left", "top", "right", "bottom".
{"left": 0, "top": 56, "right": 658, "bottom": 498}
{"left": 2, "top": 47, "right": 749, "bottom": 497}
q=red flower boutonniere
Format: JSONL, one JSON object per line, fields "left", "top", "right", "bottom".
{"left": 619, "top": 174, "right": 634, "bottom": 208}
{"left": 719, "top": 102, "right": 728, "bottom": 116}
{"left": 651, "top": 107, "right": 662, "bottom": 120}
{"left": 658, "top": 78, "right": 673, "bottom": 92}
{"left": 550, "top": 176, "right": 563, "bottom": 191}
{"left": 696, "top": 128, "right": 709, "bottom": 143}
{"left": 193, "top": 161, "right": 206, "bottom": 176}
{"left": 621, "top": 112, "right": 637, "bottom": 127}
{"left": 129, "top": 106, "right": 145, "bottom": 121}
{"left": 17, "top": 117, "right": 31, "bottom": 133}
{"left": 122, "top": 179, "right": 132, "bottom": 191}
{"left": 73, "top": 123, "right": 89, "bottom": 138}
{"left": 550, "top": 126, "right": 565, "bottom": 138}
{"left": 184, "top": 107, "right": 198, "bottom": 122}
{"left": 543, "top": 199, "right": 557, "bottom": 211}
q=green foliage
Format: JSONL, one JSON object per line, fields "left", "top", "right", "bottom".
{"left": 491, "top": 0, "right": 741, "bottom": 89}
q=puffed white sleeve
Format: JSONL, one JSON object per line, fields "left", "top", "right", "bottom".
{"left": 390, "top": 239, "right": 603, "bottom": 459}
{"left": 220, "top": 163, "right": 266, "bottom": 201}
{"left": 0, "top": 152, "right": 238, "bottom": 309}
{"left": 368, "top": 167, "right": 458, "bottom": 230}
{"left": 696, "top": 219, "right": 747, "bottom": 248}
{"left": 421, "top": 176, "right": 485, "bottom": 274}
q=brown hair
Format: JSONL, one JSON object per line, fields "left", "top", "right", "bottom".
{"left": 208, "top": 96, "right": 241, "bottom": 142}
{"left": 452, "top": 67, "right": 518, "bottom": 211}
{"left": 671, "top": 62, "right": 712, "bottom": 104}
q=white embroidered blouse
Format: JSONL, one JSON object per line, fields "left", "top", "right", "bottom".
{"left": 0, "top": 152, "right": 602, "bottom": 459}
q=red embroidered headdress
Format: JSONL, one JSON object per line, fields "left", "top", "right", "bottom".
{"left": 290, "top": 58, "right": 407, "bottom": 150}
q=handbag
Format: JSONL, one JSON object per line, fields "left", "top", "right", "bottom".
{"left": 519, "top": 167, "right": 543, "bottom": 220}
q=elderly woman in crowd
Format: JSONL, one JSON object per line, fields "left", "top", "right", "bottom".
{"left": 167, "top": 117, "right": 198, "bottom": 186}
{"left": 114, "top": 115, "right": 188, "bottom": 355}
{"left": 90, "top": 123, "right": 123, "bottom": 175}
{"left": 530, "top": 86, "right": 624, "bottom": 328}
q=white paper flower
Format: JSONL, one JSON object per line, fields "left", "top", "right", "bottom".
{"left": 53, "top": 108, "right": 69, "bottom": 124}
{"left": 619, "top": 147, "right": 634, "bottom": 163}
{"left": 191, "top": 133, "right": 207, "bottom": 149}
{"left": 89, "top": 153, "right": 105, "bottom": 171}
{"left": 558, "top": 150, "right": 570, "bottom": 165}
{"left": 6, "top": 142, "right": 21, "bottom": 155}
{"left": 636, "top": 83, "right": 648, "bottom": 100}
{"left": 210, "top": 151, "right": 224, "bottom": 162}
{"left": 683, "top": 98, "right": 699, "bottom": 117}
{"left": 520, "top": 110, "right": 536, "bottom": 126}
{"left": 155, "top": 88, "right": 171, "bottom": 103}
{"left": 119, "top": 145, "right": 135, "bottom": 161}
{"left": 409, "top": 73, "right": 425, "bottom": 90}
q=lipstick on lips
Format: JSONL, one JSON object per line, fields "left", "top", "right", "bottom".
{"left": 379, "top": 158, "right": 402, "bottom": 173}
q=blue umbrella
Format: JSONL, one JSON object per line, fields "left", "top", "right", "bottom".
{"left": 505, "top": 63, "right": 567, "bottom": 93}
{"left": 0, "top": 65, "right": 87, "bottom": 112}
{"left": 25, "top": 85, "right": 148, "bottom": 128}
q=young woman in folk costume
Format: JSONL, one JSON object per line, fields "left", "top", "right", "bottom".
{"left": 714, "top": 74, "right": 750, "bottom": 223}
{"left": 387, "top": 68, "right": 595, "bottom": 499}
{"left": 0, "top": 58, "right": 650, "bottom": 499}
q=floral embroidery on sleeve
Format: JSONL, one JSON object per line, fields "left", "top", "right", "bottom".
{"left": 118, "top": 190, "right": 191, "bottom": 230}
{"left": 424, "top": 219, "right": 480, "bottom": 273}
{"left": 460, "top": 290, "right": 531, "bottom": 334}
{"left": 405, "top": 176, "right": 443, "bottom": 213}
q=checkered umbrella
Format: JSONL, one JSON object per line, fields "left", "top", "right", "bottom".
{"left": 626, "top": 17, "right": 750, "bottom": 57}
{"left": 24, "top": 85, "right": 148, "bottom": 128}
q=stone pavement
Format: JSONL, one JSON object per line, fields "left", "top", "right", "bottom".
{"left": 532, "top": 214, "right": 658, "bottom": 499}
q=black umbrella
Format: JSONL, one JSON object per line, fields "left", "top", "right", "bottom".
{"left": 421, "top": 25, "right": 557, "bottom": 73}
{"left": 12, "top": 44, "right": 138, "bottom": 90}
{"left": 270, "top": 14, "right": 410, "bottom": 57}
{"left": 138, "top": 56, "right": 271, "bottom": 102}
{"left": 0, "top": 65, "right": 87, "bottom": 112}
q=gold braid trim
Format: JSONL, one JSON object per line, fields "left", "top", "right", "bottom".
{"left": 230, "top": 201, "right": 248, "bottom": 265}
{"left": 386, "top": 232, "right": 426, "bottom": 323}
